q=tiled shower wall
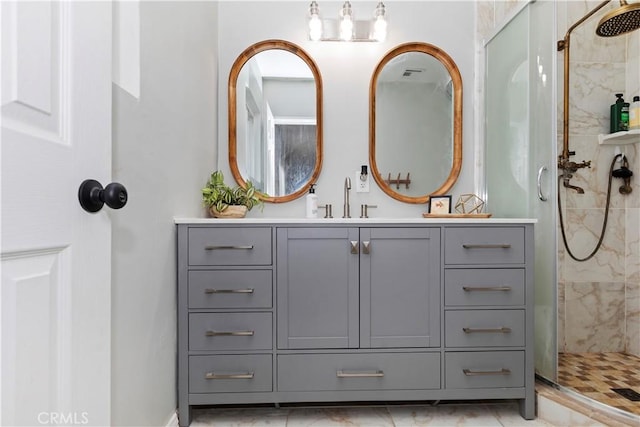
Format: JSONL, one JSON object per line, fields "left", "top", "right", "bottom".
{"left": 476, "top": 0, "right": 639, "bottom": 356}
{"left": 557, "top": 0, "right": 639, "bottom": 356}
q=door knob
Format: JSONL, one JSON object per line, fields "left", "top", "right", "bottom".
{"left": 78, "top": 179, "right": 128, "bottom": 213}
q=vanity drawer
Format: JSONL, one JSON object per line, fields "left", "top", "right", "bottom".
{"left": 277, "top": 352, "right": 440, "bottom": 391}
{"left": 445, "top": 269, "right": 525, "bottom": 306}
{"left": 445, "top": 227, "right": 524, "bottom": 265}
{"left": 189, "top": 312, "right": 272, "bottom": 351}
{"left": 188, "top": 270, "right": 272, "bottom": 309}
{"left": 445, "top": 351, "right": 524, "bottom": 389}
{"left": 188, "top": 227, "right": 272, "bottom": 266}
{"left": 445, "top": 310, "right": 524, "bottom": 347}
{"left": 189, "top": 354, "right": 272, "bottom": 393}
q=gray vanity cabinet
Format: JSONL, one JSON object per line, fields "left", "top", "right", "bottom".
{"left": 177, "top": 221, "right": 535, "bottom": 426}
{"left": 276, "top": 227, "right": 440, "bottom": 350}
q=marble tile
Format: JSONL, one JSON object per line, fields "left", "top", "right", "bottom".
{"left": 626, "top": 208, "right": 640, "bottom": 282}
{"left": 562, "top": 208, "right": 626, "bottom": 282}
{"left": 562, "top": 136, "right": 627, "bottom": 210}
{"left": 387, "top": 403, "right": 502, "bottom": 427}
{"left": 564, "top": 282, "right": 626, "bottom": 352}
{"left": 626, "top": 281, "right": 640, "bottom": 356}
{"left": 627, "top": 31, "right": 640, "bottom": 98}
{"left": 476, "top": 1, "right": 495, "bottom": 41}
{"left": 190, "top": 407, "right": 288, "bottom": 427}
{"left": 286, "top": 407, "right": 394, "bottom": 427}
{"left": 485, "top": 402, "right": 556, "bottom": 426}
{"left": 623, "top": 145, "right": 639, "bottom": 209}
{"left": 494, "top": 0, "right": 523, "bottom": 29}
{"left": 558, "top": 281, "right": 566, "bottom": 353}
{"left": 569, "top": 62, "right": 626, "bottom": 137}
{"left": 563, "top": 1, "right": 626, "bottom": 64}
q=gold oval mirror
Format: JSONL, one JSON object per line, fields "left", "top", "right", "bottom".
{"left": 229, "top": 40, "right": 323, "bottom": 203}
{"left": 369, "top": 42, "right": 462, "bottom": 204}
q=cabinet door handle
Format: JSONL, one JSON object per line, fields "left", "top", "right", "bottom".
{"left": 462, "top": 286, "right": 512, "bottom": 292}
{"left": 205, "top": 288, "right": 255, "bottom": 294}
{"left": 205, "top": 245, "right": 254, "bottom": 250}
{"left": 205, "top": 330, "right": 255, "bottom": 336}
{"left": 362, "top": 241, "right": 371, "bottom": 254}
{"left": 462, "top": 244, "right": 511, "bottom": 249}
{"left": 462, "top": 327, "right": 511, "bottom": 334}
{"left": 463, "top": 368, "right": 511, "bottom": 376}
{"left": 205, "top": 372, "right": 254, "bottom": 380}
{"left": 350, "top": 241, "right": 359, "bottom": 254}
{"left": 336, "top": 370, "right": 384, "bottom": 378}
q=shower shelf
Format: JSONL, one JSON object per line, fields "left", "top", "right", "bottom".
{"left": 598, "top": 129, "right": 640, "bottom": 145}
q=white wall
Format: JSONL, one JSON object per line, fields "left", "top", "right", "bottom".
{"left": 217, "top": 1, "right": 476, "bottom": 218}
{"left": 111, "top": 1, "right": 218, "bottom": 425}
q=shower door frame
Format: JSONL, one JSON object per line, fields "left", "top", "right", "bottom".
{"left": 481, "top": 0, "right": 559, "bottom": 383}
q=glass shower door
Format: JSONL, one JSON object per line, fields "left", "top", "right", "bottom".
{"left": 485, "top": 0, "right": 558, "bottom": 381}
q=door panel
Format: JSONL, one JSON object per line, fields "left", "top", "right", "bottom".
{"left": 277, "top": 228, "right": 359, "bottom": 349}
{"left": 360, "top": 228, "right": 441, "bottom": 348}
{"left": 1, "top": 2, "right": 112, "bottom": 425}
{"left": 484, "top": 1, "right": 557, "bottom": 381}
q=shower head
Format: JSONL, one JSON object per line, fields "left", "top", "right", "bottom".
{"left": 596, "top": 0, "right": 640, "bottom": 37}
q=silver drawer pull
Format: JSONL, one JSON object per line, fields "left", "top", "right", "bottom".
{"left": 205, "top": 288, "right": 255, "bottom": 294}
{"left": 463, "top": 327, "right": 512, "bottom": 334}
{"left": 205, "top": 330, "right": 255, "bottom": 337}
{"left": 205, "top": 245, "right": 254, "bottom": 250}
{"left": 205, "top": 372, "right": 254, "bottom": 380}
{"left": 336, "top": 370, "right": 384, "bottom": 378}
{"left": 350, "top": 241, "right": 359, "bottom": 254}
{"left": 462, "top": 286, "right": 512, "bottom": 292}
{"left": 462, "top": 244, "right": 511, "bottom": 249}
{"left": 463, "top": 368, "right": 511, "bottom": 376}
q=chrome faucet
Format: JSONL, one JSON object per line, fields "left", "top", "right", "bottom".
{"left": 343, "top": 177, "right": 351, "bottom": 218}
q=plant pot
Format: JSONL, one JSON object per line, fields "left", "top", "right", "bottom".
{"left": 209, "top": 205, "right": 248, "bottom": 218}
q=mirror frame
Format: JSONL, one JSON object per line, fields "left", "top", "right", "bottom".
{"left": 369, "top": 42, "right": 463, "bottom": 204}
{"left": 229, "top": 39, "right": 323, "bottom": 203}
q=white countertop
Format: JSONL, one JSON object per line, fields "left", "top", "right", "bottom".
{"left": 174, "top": 217, "right": 537, "bottom": 224}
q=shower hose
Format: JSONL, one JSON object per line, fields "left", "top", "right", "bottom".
{"left": 558, "top": 153, "right": 622, "bottom": 262}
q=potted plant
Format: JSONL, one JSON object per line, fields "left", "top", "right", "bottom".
{"left": 201, "top": 170, "right": 263, "bottom": 218}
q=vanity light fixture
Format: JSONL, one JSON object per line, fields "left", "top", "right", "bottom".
{"left": 308, "top": 1, "right": 388, "bottom": 42}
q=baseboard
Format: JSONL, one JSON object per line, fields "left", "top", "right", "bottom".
{"left": 164, "top": 410, "right": 179, "bottom": 427}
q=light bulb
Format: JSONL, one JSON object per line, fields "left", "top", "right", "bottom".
{"left": 373, "top": 15, "right": 387, "bottom": 41}
{"left": 309, "top": 15, "right": 322, "bottom": 41}
{"left": 339, "top": 1, "right": 353, "bottom": 41}
{"left": 340, "top": 15, "right": 353, "bottom": 40}
{"left": 372, "top": 1, "right": 386, "bottom": 41}
{"left": 308, "top": 1, "right": 322, "bottom": 41}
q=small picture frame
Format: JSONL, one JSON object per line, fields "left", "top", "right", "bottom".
{"left": 429, "top": 195, "right": 452, "bottom": 214}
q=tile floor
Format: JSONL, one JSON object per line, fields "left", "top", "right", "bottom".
{"left": 191, "top": 401, "right": 555, "bottom": 426}
{"left": 558, "top": 352, "right": 640, "bottom": 416}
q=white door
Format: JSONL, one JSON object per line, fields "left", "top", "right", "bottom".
{"left": 1, "top": 2, "right": 113, "bottom": 426}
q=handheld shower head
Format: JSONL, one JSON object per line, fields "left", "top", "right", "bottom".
{"left": 596, "top": 0, "right": 640, "bottom": 37}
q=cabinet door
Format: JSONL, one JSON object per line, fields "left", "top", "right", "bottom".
{"left": 360, "top": 228, "right": 440, "bottom": 348}
{"left": 277, "top": 228, "right": 359, "bottom": 349}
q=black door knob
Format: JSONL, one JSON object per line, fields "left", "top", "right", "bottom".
{"left": 78, "top": 179, "right": 128, "bottom": 213}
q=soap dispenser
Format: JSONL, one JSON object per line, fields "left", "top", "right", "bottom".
{"left": 611, "top": 93, "right": 630, "bottom": 132}
{"left": 306, "top": 184, "right": 318, "bottom": 218}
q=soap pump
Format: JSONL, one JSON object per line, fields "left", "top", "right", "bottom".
{"left": 306, "top": 184, "right": 318, "bottom": 218}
